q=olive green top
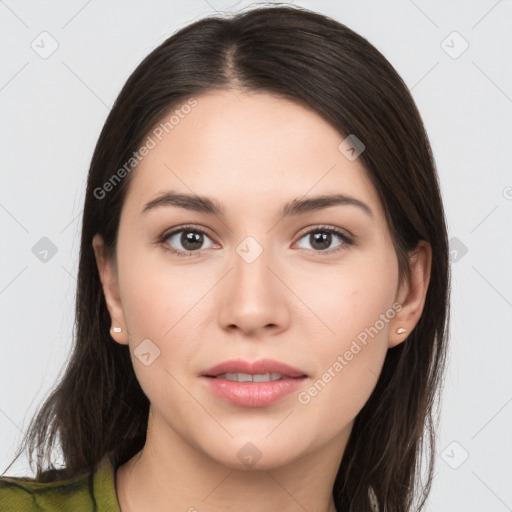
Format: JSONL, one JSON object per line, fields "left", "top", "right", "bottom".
{"left": 0, "top": 452, "right": 121, "bottom": 511}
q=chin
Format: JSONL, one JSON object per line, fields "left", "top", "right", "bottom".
{"left": 201, "top": 435, "right": 307, "bottom": 471}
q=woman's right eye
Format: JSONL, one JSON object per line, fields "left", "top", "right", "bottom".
{"left": 159, "top": 227, "right": 217, "bottom": 257}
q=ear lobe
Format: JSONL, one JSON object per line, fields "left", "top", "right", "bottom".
{"left": 389, "top": 241, "right": 432, "bottom": 348}
{"left": 92, "top": 234, "right": 128, "bottom": 345}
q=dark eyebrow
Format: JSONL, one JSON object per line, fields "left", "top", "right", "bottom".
{"left": 141, "top": 192, "right": 224, "bottom": 217}
{"left": 282, "top": 194, "right": 373, "bottom": 219}
{"left": 141, "top": 191, "right": 373, "bottom": 219}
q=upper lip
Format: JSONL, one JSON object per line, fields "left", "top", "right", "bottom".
{"left": 202, "top": 358, "right": 307, "bottom": 378}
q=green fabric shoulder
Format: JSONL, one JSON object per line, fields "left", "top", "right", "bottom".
{"left": 0, "top": 453, "right": 121, "bottom": 511}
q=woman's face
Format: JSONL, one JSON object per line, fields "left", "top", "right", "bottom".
{"left": 94, "top": 89, "right": 425, "bottom": 470}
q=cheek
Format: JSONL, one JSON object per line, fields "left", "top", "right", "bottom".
{"left": 296, "top": 251, "right": 398, "bottom": 410}
{"left": 299, "top": 248, "right": 398, "bottom": 343}
{"left": 116, "top": 234, "right": 196, "bottom": 338}
{"left": 116, "top": 243, "right": 215, "bottom": 382}
{"left": 117, "top": 263, "right": 202, "bottom": 409}
{"left": 295, "top": 316, "right": 390, "bottom": 437}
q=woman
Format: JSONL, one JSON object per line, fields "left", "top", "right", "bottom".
{"left": 0, "top": 5, "right": 450, "bottom": 511}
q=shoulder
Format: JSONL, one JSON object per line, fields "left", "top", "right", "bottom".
{"left": 0, "top": 453, "right": 120, "bottom": 512}
{"left": 0, "top": 471, "right": 91, "bottom": 511}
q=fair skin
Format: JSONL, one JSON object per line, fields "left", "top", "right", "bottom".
{"left": 93, "top": 89, "right": 431, "bottom": 512}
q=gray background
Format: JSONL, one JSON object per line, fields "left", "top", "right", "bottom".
{"left": 1, "top": 1, "right": 511, "bottom": 510}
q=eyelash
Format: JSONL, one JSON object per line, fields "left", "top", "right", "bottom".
{"left": 157, "top": 224, "right": 354, "bottom": 258}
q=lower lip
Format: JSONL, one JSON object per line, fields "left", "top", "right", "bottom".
{"left": 201, "top": 376, "right": 306, "bottom": 407}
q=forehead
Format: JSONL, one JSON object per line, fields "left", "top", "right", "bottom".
{"left": 123, "top": 89, "right": 384, "bottom": 222}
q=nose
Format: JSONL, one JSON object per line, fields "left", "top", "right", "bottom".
{"left": 217, "top": 241, "right": 290, "bottom": 338}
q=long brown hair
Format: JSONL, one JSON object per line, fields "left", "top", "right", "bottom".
{"left": 4, "top": 5, "right": 450, "bottom": 511}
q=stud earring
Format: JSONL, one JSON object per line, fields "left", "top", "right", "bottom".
{"left": 396, "top": 327, "right": 407, "bottom": 334}
{"left": 111, "top": 326, "right": 122, "bottom": 333}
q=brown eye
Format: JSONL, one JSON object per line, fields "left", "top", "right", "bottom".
{"left": 161, "top": 227, "right": 217, "bottom": 256}
{"left": 295, "top": 227, "right": 353, "bottom": 254}
{"left": 179, "top": 231, "right": 204, "bottom": 251}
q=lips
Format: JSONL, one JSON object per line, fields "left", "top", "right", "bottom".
{"left": 202, "top": 358, "right": 307, "bottom": 379}
{"left": 200, "top": 358, "right": 308, "bottom": 407}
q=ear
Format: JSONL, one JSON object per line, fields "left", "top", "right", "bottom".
{"left": 389, "top": 241, "right": 432, "bottom": 348}
{"left": 92, "top": 233, "right": 129, "bottom": 346}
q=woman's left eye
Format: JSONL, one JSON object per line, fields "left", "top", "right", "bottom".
{"left": 295, "top": 226, "right": 353, "bottom": 255}
{"left": 159, "top": 225, "right": 353, "bottom": 257}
